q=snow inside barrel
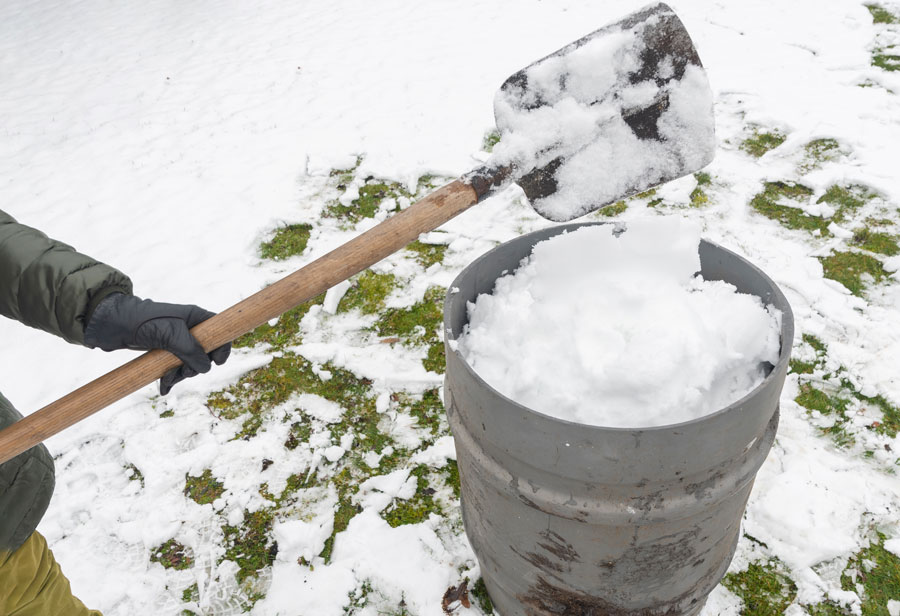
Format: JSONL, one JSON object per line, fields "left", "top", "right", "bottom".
{"left": 442, "top": 221, "right": 794, "bottom": 616}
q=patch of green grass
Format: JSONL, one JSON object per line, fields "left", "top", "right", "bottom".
{"left": 325, "top": 180, "right": 412, "bottom": 224}
{"left": 817, "top": 185, "right": 877, "bottom": 222}
{"left": 151, "top": 538, "right": 194, "bottom": 570}
{"left": 233, "top": 293, "right": 325, "bottom": 350}
{"left": 750, "top": 182, "right": 824, "bottom": 232}
{"left": 483, "top": 130, "right": 501, "bottom": 152}
{"left": 125, "top": 463, "right": 144, "bottom": 487}
{"left": 375, "top": 287, "right": 446, "bottom": 374}
{"left": 375, "top": 287, "right": 444, "bottom": 344}
{"left": 597, "top": 200, "right": 627, "bottom": 217}
{"left": 181, "top": 583, "right": 199, "bottom": 604}
{"left": 790, "top": 334, "right": 828, "bottom": 375}
{"left": 723, "top": 560, "right": 797, "bottom": 616}
{"left": 690, "top": 172, "right": 712, "bottom": 207}
{"left": 382, "top": 465, "right": 440, "bottom": 527}
{"left": 802, "top": 139, "right": 842, "bottom": 172}
{"left": 184, "top": 469, "right": 224, "bottom": 505}
{"left": 207, "top": 352, "right": 373, "bottom": 439}
{"left": 867, "top": 4, "right": 899, "bottom": 23}
{"left": 852, "top": 228, "right": 900, "bottom": 256}
{"left": 343, "top": 581, "right": 374, "bottom": 614}
{"left": 741, "top": 129, "right": 786, "bottom": 157}
{"left": 259, "top": 223, "right": 313, "bottom": 260}
{"left": 819, "top": 251, "right": 888, "bottom": 296}
{"left": 338, "top": 271, "right": 397, "bottom": 315}
{"left": 873, "top": 52, "right": 900, "bottom": 72}
{"left": 854, "top": 391, "right": 900, "bottom": 438}
{"left": 805, "top": 601, "right": 851, "bottom": 615}
{"left": 795, "top": 382, "right": 856, "bottom": 447}
{"left": 471, "top": 578, "right": 494, "bottom": 614}
{"left": 423, "top": 342, "right": 445, "bottom": 374}
{"left": 320, "top": 468, "right": 362, "bottom": 563}
{"left": 223, "top": 509, "right": 277, "bottom": 583}
{"left": 405, "top": 240, "right": 447, "bottom": 269}
{"left": 399, "top": 389, "right": 444, "bottom": 437}
{"left": 443, "top": 459, "right": 461, "bottom": 500}
{"left": 841, "top": 533, "right": 900, "bottom": 615}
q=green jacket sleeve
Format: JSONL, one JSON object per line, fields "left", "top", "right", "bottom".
{"left": 0, "top": 209, "right": 133, "bottom": 345}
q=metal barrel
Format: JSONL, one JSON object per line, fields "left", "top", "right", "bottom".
{"left": 443, "top": 223, "right": 794, "bottom": 616}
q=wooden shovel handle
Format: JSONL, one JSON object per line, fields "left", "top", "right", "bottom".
{"left": 0, "top": 180, "right": 478, "bottom": 465}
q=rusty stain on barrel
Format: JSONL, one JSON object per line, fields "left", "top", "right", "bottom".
{"left": 443, "top": 223, "right": 794, "bottom": 616}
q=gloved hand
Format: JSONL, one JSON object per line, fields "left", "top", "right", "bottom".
{"left": 84, "top": 293, "right": 231, "bottom": 395}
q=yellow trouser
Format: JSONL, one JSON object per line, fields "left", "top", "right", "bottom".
{"left": 0, "top": 532, "right": 101, "bottom": 616}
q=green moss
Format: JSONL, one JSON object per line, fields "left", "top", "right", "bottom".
{"left": 405, "top": 240, "right": 447, "bottom": 269}
{"left": 423, "top": 343, "right": 445, "bottom": 374}
{"left": 382, "top": 465, "right": 441, "bottom": 527}
{"left": 375, "top": 287, "right": 446, "bottom": 373}
{"left": 597, "top": 201, "right": 627, "bottom": 217}
{"left": 723, "top": 561, "right": 797, "bottom": 616}
{"left": 319, "top": 468, "right": 361, "bottom": 563}
{"left": 690, "top": 172, "right": 712, "bottom": 207}
{"left": 443, "top": 459, "right": 461, "bottom": 500}
{"left": 819, "top": 251, "right": 888, "bottom": 296}
{"left": 741, "top": 129, "right": 786, "bottom": 157}
{"left": 802, "top": 139, "right": 842, "bottom": 171}
{"left": 159, "top": 409, "right": 175, "bottom": 418}
{"left": 750, "top": 182, "right": 823, "bottom": 232}
{"left": 483, "top": 130, "right": 501, "bottom": 152}
{"left": 789, "top": 358, "right": 818, "bottom": 375}
{"left": 151, "top": 539, "right": 193, "bottom": 570}
{"left": 867, "top": 4, "right": 899, "bottom": 23}
{"left": 223, "top": 509, "right": 277, "bottom": 583}
{"left": 841, "top": 533, "right": 900, "bottom": 615}
{"left": 232, "top": 293, "right": 325, "bottom": 350}
{"left": 805, "top": 601, "right": 851, "bottom": 615}
{"left": 805, "top": 334, "right": 828, "bottom": 354}
{"left": 125, "top": 463, "right": 144, "bottom": 487}
{"left": 401, "top": 389, "right": 444, "bottom": 436}
{"left": 376, "top": 287, "right": 444, "bottom": 343}
{"left": 343, "top": 581, "right": 374, "bottom": 613}
{"left": 788, "top": 334, "right": 825, "bottom": 374}
{"left": 181, "top": 583, "right": 199, "bottom": 603}
{"left": 852, "top": 228, "right": 900, "bottom": 256}
{"left": 284, "top": 420, "right": 312, "bottom": 450}
{"left": 471, "top": 578, "right": 494, "bottom": 614}
{"left": 795, "top": 383, "right": 856, "bottom": 447}
{"left": 207, "top": 352, "right": 372, "bottom": 439}
{"left": 854, "top": 392, "right": 900, "bottom": 438}
{"left": 873, "top": 53, "right": 900, "bottom": 72}
{"left": 184, "top": 469, "right": 224, "bottom": 505}
{"left": 259, "top": 223, "right": 313, "bottom": 260}
{"left": 325, "top": 180, "right": 412, "bottom": 224}
{"left": 817, "top": 185, "right": 876, "bottom": 222}
{"left": 338, "top": 271, "right": 397, "bottom": 315}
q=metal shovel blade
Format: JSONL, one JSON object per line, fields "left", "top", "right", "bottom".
{"left": 489, "top": 2, "right": 715, "bottom": 222}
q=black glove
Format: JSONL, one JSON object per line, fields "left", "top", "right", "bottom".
{"left": 84, "top": 293, "right": 231, "bottom": 395}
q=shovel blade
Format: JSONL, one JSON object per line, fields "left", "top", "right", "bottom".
{"left": 491, "top": 3, "right": 715, "bottom": 222}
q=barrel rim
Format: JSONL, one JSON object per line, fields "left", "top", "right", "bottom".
{"left": 443, "top": 221, "right": 795, "bottom": 433}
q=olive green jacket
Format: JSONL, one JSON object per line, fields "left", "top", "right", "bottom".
{"left": 0, "top": 209, "right": 132, "bottom": 553}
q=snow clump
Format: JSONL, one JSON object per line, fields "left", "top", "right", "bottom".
{"left": 456, "top": 219, "right": 782, "bottom": 427}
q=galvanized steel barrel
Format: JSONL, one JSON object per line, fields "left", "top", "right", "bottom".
{"left": 443, "top": 223, "right": 793, "bottom": 616}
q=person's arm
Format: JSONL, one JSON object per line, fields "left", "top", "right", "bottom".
{"left": 0, "top": 209, "right": 229, "bottom": 394}
{"left": 0, "top": 209, "right": 132, "bottom": 344}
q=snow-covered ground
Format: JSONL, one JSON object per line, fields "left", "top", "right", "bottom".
{"left": 1, "top": 1, "right": 899, "bottom": 614}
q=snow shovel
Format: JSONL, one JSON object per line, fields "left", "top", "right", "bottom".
{"left": 0, "top": 2, "right": 715, "bottom": 465}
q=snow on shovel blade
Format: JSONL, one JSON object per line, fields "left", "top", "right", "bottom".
{"left": 478, "top": 2, "right": 715, "bottom": 222}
